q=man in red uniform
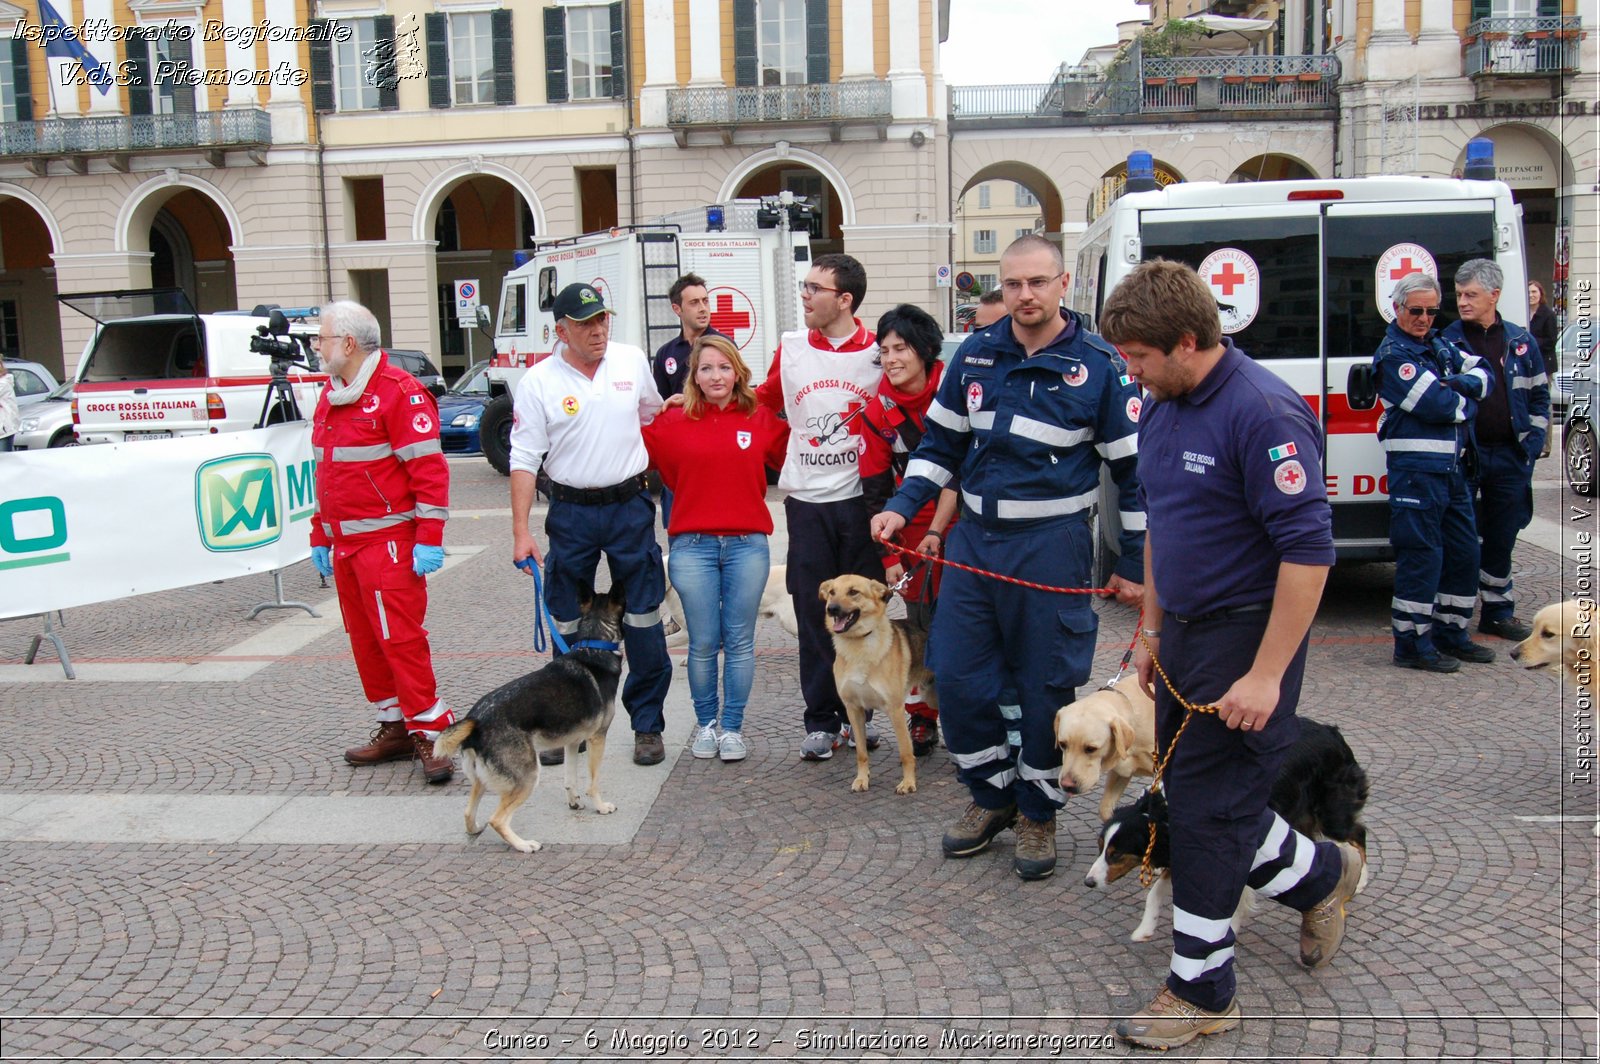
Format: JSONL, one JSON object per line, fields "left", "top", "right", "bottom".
{"left": 309, "top": 300, "right": 455, "bottom": 784}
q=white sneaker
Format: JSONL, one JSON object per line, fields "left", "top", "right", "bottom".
{"left": 718, "top": 730, "right": 748, "bottom": 762}
{"left": 690, "top": 723, "right": 719, "bottom": 759}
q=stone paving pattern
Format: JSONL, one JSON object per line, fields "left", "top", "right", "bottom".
{"left": 1, "top": 454, "right": 1596, "bottom": 1059}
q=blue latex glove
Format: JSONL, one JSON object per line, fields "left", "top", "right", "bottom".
{"left": 311, "top": 545, "right": 333, "bottom": 578}
{"left": 413, "top": 544, "right": 445, "bottom": 576}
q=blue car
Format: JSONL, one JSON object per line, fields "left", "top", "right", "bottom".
{"left": 438, "top": 360, "right": 491, "bottom": 455}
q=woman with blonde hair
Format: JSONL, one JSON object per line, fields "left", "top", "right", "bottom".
{"left": 643, "top": 334, "right": 788, "bottom": 761}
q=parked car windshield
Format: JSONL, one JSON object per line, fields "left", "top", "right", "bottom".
{"left": 449, "top": 361, "right": 491, "bottom": 396}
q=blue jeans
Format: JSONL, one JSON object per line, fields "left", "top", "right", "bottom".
{"left": 668, "top": 532, "right": 769, "bottom": 732}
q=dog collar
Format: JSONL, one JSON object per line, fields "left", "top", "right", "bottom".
{"left": 570, "top": 639, "right": 622, "bottom": 654}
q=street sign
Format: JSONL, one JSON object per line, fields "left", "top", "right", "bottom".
{"left": 955, "top": 271, "right": 976, "bottom": 292}
{"left": 935, "top": 264, "right": 952, "bottom": 288}
{"left": 454, "top": 279, "right": 480, "bottom": 321}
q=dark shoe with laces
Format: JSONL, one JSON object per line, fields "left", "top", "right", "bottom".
{"left": 1437, "top": 640, "right": 1495, "bottom": 663}
{"left": 633, "top": 732, "right": 665, "bottom": 766}
{"left": 539, "top": 740, "right": 586, "bottom": 767}
{"left": 1480, "top": 615, "right": 1533, "bottom": 641}
{"left": 941, "top": 801, "right": 1016, "bottom": 858}
{"left": 1393, "top": 653, "right": 1460, "bottom": 673}
{"left": 1012, "top": 814, "right": 1057, "bottom": 880}
{"left": 411, "top": 733, "right": 454, "bottom": 784}
{"left": 344, "top": 720, "right": 412, "bottom": 766}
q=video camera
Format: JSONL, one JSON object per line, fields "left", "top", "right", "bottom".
{"left": 248, "top": 307, "right": 315, "bottom": 370}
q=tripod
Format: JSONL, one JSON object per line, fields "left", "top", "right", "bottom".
{"left": 256, "top": 359, "right": 304, "bottom": 428}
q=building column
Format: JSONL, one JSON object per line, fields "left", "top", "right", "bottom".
{"left": 1414, "top": 0, "right": 1460, "bottom": 72}
{"left": 221, "top": 0, "right": 258, "bottom": 107}
{"left": 1364, "top": 0, "right": 1417, "bottom": 81}
{"left": 263, "top": 0, "right": 307, "bottom": 142}
{"left": 688, "top": 0, "right": 722, "bottom": 85}
{"left": 840, "top": 0, "right": 874, "bottom": 79}
{"left": 887, "top": 0, "right": 925, "bottom": 119}
{"left": 638, "top": 0, "right": 677, "bottom": 127}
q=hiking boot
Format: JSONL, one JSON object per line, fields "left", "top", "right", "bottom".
{"left": 1115, "top": 987, "right": 1241, "bottom": 1050}
{"left": 842, "top": 721, "right": 881, "bottom": 750}
{"left": 1013, "top": 814, "right": 1057, "bottom": 880}
{"left": 344, "top": 720, "right": 412, "bottom": 766}
{"left": 1480, "top": 615, "right": 1533, "bottom": 641}
{"left": 941, "top": 801, "right": 1017, "bottom": 858}
{"left": 1437, "top": 640, "right": 1495, "bottom": 663}
{"left": 634, "top": 732, "right": 665, "bottom": 766}
{"left": 718, "top": 731, "right": 748, "bottom": 762}
{"left": 907, "top": 716, "right": 938, "bottom": 758}
{"left": 1393, "top": 653, "right": 1461, "bottom": 674}
{"left": 799, "top": 731, "right": 841, "bottom": 761}
{"left": 1299, "top": 841, "right": 1366, "bottom": 968}
{"left": 538, "top": 740, "right": 586, "bottom": 767}
{"left": 411, "top": 733, "right": 453, "bottom": 785}
{"left": 691, "top": 723, "right": 719, "bottom": 759}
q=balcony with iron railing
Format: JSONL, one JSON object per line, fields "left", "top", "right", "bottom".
{"left": 950, "top": 52, "right": 1340, "bottom": 124}
{"left": 665, "top": 81, "right": 892, "bottom": 139}
{"left": 1463, "top": 16, "right": 1583, "bottom": 78}
{"left": 0, "top": 108, "right": 273, "bottom": 171}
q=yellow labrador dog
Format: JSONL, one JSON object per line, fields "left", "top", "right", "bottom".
{"left": 1054, "top": 672, "right": 1157, "bottom": 822}
{"left": 818, "top": 574, "right": 935, "bottom": 795}
{"left": 1511, "top": 599, "right": 1596, "bottom": 694}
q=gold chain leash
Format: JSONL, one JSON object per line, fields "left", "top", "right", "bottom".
{"left": 1136, "top": 630, "right": 1220, "bottom": 888}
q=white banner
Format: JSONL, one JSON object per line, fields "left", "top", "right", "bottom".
{"left": 0, "top": 424, "right": 317, "bottom": 621}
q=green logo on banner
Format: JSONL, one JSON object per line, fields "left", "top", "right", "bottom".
{"left": 196, "top": 454, "right": 282, "bottom": 552}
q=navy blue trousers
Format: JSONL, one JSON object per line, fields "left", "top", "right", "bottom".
{"left": 784, "top": 496, "right": 886, "bottom": 735}
{"left": 1472, "top": 443, "right": 1534, "bottom": 624}
{"left": 544, "top": 491, "right": 672, "bottom": 734}
{"left": 1156, "top": 611, "right": 1342, "bottom": 1013}
{"left": 1387, "top": 466, "right": 1480, "bottom": 658}
{"left": 928, "top": 515, "right": 1097, "bottom": 823}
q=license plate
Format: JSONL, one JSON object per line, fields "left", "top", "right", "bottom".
{"left": 125, "top": 431, "right": 173, "bottom": 441}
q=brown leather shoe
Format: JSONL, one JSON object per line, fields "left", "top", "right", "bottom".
{"left": 411, "top": 733, "right": 454, "bottom": 784}
{"left": 344, "top": 720, "right": 412, "bottom": 766}
{"left": 633, "top": 732, "right": 665, "bottom": 766}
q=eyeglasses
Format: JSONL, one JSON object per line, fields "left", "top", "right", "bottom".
{"left": 1403, "top": 307, "right": 1440, "bottom": 318}
{"left": 310, "top": 333, "right": 347, "bottom": 348}
{"left": 1001, "top": 276, "right": 1060, "bottom": 294}
{"left": 799, "top": 282, "right": 841, "bottom": 297}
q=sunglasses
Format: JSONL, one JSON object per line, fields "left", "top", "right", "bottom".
{"left": 1404, "top": 307, "right": 1441, "bottom": 318}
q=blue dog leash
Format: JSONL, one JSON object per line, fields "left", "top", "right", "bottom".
{"left": 516, "top": 558, "right": 623, "bottom": 656}
{"left": 517, "top": 558, "right": 571, "bottom": 655}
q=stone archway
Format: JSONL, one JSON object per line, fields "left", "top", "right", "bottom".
{"left": 0, "top": 188, "right": 62, "bottom": 375}
{"left": 116, "top": 174, "right": 240, "bottom": 313}
{"left": 1228, "top": 152, "right": 1319, "bottom": 182}
{"left": 954, "top": 162, "right": 1064, "bottom": 299}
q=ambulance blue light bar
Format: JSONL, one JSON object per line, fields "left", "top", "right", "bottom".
{"left": 1463, "top": 137, "right": 1496, "bottom": 181}
{"left": 1125, "top": 151, "right": 1158, "bottom": 193}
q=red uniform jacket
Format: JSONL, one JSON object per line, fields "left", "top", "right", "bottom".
{"left": 311, "top": 352, "right": 450, "bottom": 549}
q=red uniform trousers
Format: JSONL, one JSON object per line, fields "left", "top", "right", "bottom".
{"left": 333, "top": 535, "right": 454, "bottom": 738}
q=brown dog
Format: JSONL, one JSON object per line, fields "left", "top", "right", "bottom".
{"left": 818, "top": 574, "right": 937, "bottom": 794}
{"left": 1511, "top": 599, "right": 1596, "bottom": 694}
{"left": 1054, "top": 672, "right": 1157, "bottom": 822}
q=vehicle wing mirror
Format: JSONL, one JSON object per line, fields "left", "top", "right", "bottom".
{"left": 1346, "top": 364, "right": 1377, "bottom": 411}
{"left": 476, "top": 304, "right": 492, "bottom": 332}
{"left": 429, "top": 381, "right": 446, "bottom": 398}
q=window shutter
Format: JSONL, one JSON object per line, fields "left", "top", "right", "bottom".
{"left": 492, "top": 8, "right": 514, "bottom": 105}
{"left": 609, "top": 1, "right": 626, "bottom": 99}
{"left": 805, "top": 0, "right": 828, "bottom": 84}
{"left": 308, "top": 20, "right": 334, "bottom": 112}
{"left": 1536, "top": 0, "right": 1558, "bottom": 16}
{"left": 733, "top": 0, "right": 756, "bottom": 87}
{"left": 374, "top": 15, "right": 399, "bottom": 109}
{"left": 168, "top": 32, "right": 195, "bottom": 114}
{"left": 1469, "top": 0, "right": 1491, "bottom": 21}
{"left": 426, "top": 13, "right": 449, "bottom": 108}
{"left": 11, "top": 36, "right": 32, "bottom": 121}
{"left": 125, "top": 32, "right": 152, "bottom": 116}
{"left": 543, "top": 6, "right": 567, "bottom": 103}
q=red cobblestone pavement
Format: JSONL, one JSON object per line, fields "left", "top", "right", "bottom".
{"left": 0, "top": 454, "right": 1595, "bottom": 1059}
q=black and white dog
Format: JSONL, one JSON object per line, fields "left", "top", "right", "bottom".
{"left": 1085, "top": 717, "right": 1370, "bottom": 942}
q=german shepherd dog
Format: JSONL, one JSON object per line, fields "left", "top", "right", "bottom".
{"left": 433, "top": 585, "right": 626, "bottom": 853}
{"left": 818, "top": 574, "right": 938, "bottom": 795}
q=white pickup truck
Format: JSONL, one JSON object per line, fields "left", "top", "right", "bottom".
{"left": 66, "top": 289, "right": 328, "bottom": 444}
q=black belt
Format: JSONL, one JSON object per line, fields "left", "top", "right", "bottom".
{"left": 545, "top": 474, "right": 648, "bottom": 506}
{"left": 1169, "top": 601, "right": 1271, "bottom": 625}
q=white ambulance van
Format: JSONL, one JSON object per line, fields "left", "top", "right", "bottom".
{"left": 1072, "top": 149, "right": 1527, "bottom": 560}
{"left": 68, "top": 289, "right": 327, "bottom": 444}
{"left": 476, "top": 197, "right": 812, "bottom": 474}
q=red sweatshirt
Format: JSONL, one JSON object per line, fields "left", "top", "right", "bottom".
{"left": 643, "top": 403, "right": 789, "bottom": 536}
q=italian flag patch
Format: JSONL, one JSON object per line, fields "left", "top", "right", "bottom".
{"left": 1268, "top": 442, "right": 1298, "bottom": 461}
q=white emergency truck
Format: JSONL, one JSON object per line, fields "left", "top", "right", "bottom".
{"left": 67, "top": 289, "right": 327, "bottom": 444}
{"left": 475, "top": 197, "right": 813, "bottom": 474}
{"left": 1071, "top": 149, "right": 1527, "bottom": 560}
